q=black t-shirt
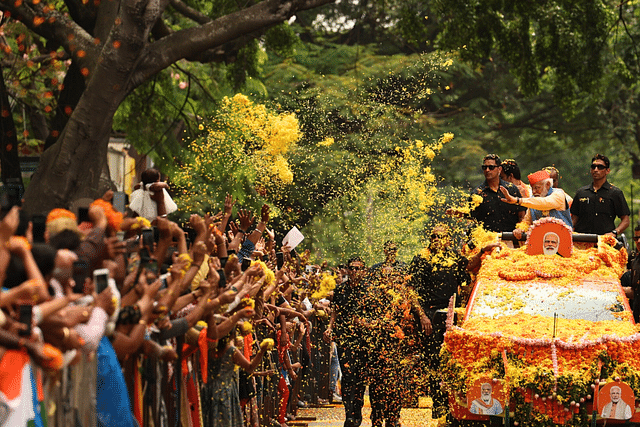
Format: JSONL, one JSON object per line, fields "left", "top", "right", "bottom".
{"left": 332, "top": 280, "right": 367, "bottom": 342}
{"left": 368, "top": 260, "right": 407, "bottom": 280}
{"left": 408, "top": 251, "right": 470, "bottom": 311}
{"left": 470, "top": 179, "right": 525, "bottom": 232}
{"left": 570, "top": 181, "right": 630, "bottom": 235}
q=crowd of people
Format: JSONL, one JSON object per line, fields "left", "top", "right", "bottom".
{"left": 0, "top": 170, "right": 346, "bottom": 427}
{"left": 1, "top": 152, "right": 637, "bottom": 427}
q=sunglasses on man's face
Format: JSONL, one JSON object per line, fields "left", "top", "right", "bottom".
{"left": 590, "top": 164, "right": 607, "bottom": 170}
{"left": 633, "top": 236, "right": 640, "bottom": 241}
{"left": 481, "top": 165, "right": 498, "bottom": 171}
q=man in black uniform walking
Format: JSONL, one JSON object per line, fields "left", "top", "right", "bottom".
{"left": 324, "top": 257, "right": 368, "bottom": 427}
{"left": 408, "top": 224, "right": 472, "bottom": 418}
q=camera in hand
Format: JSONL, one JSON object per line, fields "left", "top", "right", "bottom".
{"left": 31, "top": 215, "right": 46, "bottom": 243}
{"left": 0, "top": 178, "right": 23, "bottom": 217}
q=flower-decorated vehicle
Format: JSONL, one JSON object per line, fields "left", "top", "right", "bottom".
{"left": 441, "top": 217, "right": 639, "bottom": 426}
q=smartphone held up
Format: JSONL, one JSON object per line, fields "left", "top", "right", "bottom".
{"left": 94, "top": 268, "right": 110, "bottom": 294}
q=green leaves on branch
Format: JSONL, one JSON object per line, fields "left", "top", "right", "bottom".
{"left": 435, "top": 0, "right": 613, "bottom": 104}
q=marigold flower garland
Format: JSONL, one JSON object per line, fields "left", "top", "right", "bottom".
{"left": 442, "top": 234, "right": 638, "bottom": 426}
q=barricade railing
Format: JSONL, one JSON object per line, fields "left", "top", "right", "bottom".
{"left": 40, "top": 314, "right": 335, "bottom": 426}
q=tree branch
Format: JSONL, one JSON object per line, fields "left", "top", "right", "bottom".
{"left": 0, "top": 52, "right": 70, "bottom": 69}
{"left": 63, "top": 0, "right": 99, "bottom": 32}
{"left": 131, "top": 0, "right": 334, "bottom": 89}
{"left": 151, "top": 16, "right": 173, "bottom": 40}
{"left": 168, "top": 0, "right": 211, "bottom": 25}
{"left": 0, "top": 1, "right": 98, "bottom": 73}
{"left": 93, "top": 0, "right": 122, "bottom": 43}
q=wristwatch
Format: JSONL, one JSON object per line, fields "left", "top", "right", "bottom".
{"left": 612, "top": 230, "right": 618, "bottom": 236}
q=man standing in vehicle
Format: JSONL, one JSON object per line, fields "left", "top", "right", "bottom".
{"left": 571, "top": 154, "right": 630, "bottom": 236}
{"left": 470, "top": 154, "right": 526, "bottom": 232}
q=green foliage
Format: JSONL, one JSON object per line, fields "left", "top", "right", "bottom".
{"left": 0, "top": 20, "right": 66, "bottom": 149}
{"left": 171, "top": 126, "right": 258, "bottom": 220}
{"left": 264, "top": 24, "right": 299, "bottom": 59}
{"left": 434, "top": 0, "right": 615, "bottom": 105}
{"left": 227, "top": 40, "right": 262, "bottom": 91}
{"left": 113, "top": 61, "right": 229, "bottom": 171}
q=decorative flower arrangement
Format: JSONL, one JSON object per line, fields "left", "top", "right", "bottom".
{"left": 441, "top": 234, "right": 638, "bottom": 426}
{"left": 90, "top": 198, "right": 123, "bottom": 231}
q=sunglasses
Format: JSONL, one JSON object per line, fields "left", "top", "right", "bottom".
{"left": 481, "top": 165, "right": 498, "bottom": 171}
{"left": 430, "top": 234, "right": 447, "bottom": 240}
{"left": 590, "top": 164, "right": 607, "bottom": 170}
{"left": 634, "top": 236, "right": 640, "bottom": 241}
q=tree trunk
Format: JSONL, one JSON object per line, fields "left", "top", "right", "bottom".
{"left": 44, "top": 64, "right": 86, "bottom": 151}
{"left": 22, "top": 53, "right": 141, "bottom": 215}
{"left": 22, "top": 0, "right": 160, "bottom": 215}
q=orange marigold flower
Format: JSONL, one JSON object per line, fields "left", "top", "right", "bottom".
{"left": 40, "top": 343, "right": 64, "bottom": 371}
{"left": 80, "top": 67, "right": 89, "bottom": 76}
{"left": 33, "top": 16, "right": 45, "bottom": 26}
{"left": 90, "top": 199, "right": 123, "bottom": 231}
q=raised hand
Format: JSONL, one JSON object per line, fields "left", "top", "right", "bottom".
{"left": 224, "top": 194, "right": 236, "bottom": 216}
{"left": 260, "top": 204, "right": 270, "bottom": 224}
{"left": 237, "top": 209, "right": 255, "bottom": 232}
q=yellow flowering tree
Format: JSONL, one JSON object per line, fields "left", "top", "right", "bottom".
{"left": 171, "top": 94, "right": 301, "bottom": 215}
{"left": 304, "top": 132, "right": 479, "bottom": 263}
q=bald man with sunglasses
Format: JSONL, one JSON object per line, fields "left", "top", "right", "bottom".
{"left": 570, "top": 154, "right": 630, "bottom": 236}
